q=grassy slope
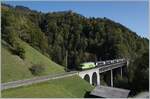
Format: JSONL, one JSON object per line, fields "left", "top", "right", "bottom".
{"left": 1, "top": 44, "right": 33, "bottom": 83}
{"left": 1, "top": 40, "right": 64, "bottom": 83}
{"left": 22, "top": 41, "right": 64, "bottom": 74}
{"left": 2, "top": 75, "right": 94, "bottom": 98}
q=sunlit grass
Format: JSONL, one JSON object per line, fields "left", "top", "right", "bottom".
{"left": 2, "top": 75, "right": 94, "bottom": 98}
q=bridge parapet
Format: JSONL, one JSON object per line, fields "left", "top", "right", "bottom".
{"left": 98, "top": 61, "right": 126, "bottom": 73}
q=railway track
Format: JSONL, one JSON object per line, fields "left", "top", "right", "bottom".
{"left": 1, "top": 71, "right": 78, "bottom": 90}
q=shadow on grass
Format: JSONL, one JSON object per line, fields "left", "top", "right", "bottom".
{"left": 84, "top": 91, "right": 101, "bottom": 98}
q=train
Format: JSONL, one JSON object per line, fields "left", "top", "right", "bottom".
{"left": 77, "top": 58, "right": 125, "bottom": 70}
{"left": 77, "top": 62, "right": 96, "bottom": 70}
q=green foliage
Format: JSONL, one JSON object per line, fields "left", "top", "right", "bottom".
{"left": 1, "top": 4, "right": 149, "bottom": 70}
{"left": 29, "top": 64, "right": 45, "bottom": 76}
{"left": 14, "top": 43, "right": 25, "bottom": 59}
{"left": 130, "top": 51, "right": 149, "bottom": 93}
{"left": 113, "top": 50, "right": 149, "bottom": 95}
{"left": 114, "top": 75, "right": 129, "bottom": 89}
{"left": 7, "top": 28, "right": 19, "bottom": 47}
{"left": 1, "top": 4, "right": 149, "bottom": 96}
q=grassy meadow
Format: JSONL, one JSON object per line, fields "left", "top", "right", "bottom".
{"left": 2, "top": 75, "right": 94, "bottom": 98}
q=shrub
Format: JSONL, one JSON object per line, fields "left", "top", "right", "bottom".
{"left": 114, "top": 75, "right": 129, "bottom": 89}
{"left": 29, "top": 64, "right": 45, "bottom": 76}
{"left": 15, "top": 44, "right": 25, "bottom": 59}
{"left": 12, "top": 42, "right": 25, "bottom": 59}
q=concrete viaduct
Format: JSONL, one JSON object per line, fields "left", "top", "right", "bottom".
{"left": 78, "top": 60, "right": 128, "bottom": 87}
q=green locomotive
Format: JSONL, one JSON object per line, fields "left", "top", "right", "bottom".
{"left": 77, "top": 62, "right": 96, "bottom": 70}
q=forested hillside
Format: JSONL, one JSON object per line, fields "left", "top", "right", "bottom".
{"left": 2, "top": 4, "right": 148, "bottom": 69}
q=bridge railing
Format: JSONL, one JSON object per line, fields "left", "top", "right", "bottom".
{"left": 98, "top": 61, "right": 126, "bottom": 73}
{"left": 96, "top": 58, "right": 126, "bottom": 67}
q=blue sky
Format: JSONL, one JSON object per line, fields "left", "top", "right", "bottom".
{"left": 3, "top": 1, "right": 148, "bottom": 38}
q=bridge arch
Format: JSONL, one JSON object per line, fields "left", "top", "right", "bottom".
{"left": 92, "top": 72, "right": 97, "bottom": 86}
{"left": 84, "top": 74, "right": 90, "bottom": 83}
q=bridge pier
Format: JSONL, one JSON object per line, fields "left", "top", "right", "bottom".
{"left": 89, "top": 74, "right": 92, "bottom": 85}
{"left": 111, "top": 69, "right": 113, "bottom": 87}
{"left": 120, "top": 67, "right": 122, "bottom": 78}
{"left": 97, "top": 73, "right": 100, "bottom": 85}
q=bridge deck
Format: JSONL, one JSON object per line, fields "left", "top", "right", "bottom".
{"left": 90, "top": 85, "right": 130, "bottom": 98}
{"left": 80, "top": 61, "right": 126, "bottom": 73}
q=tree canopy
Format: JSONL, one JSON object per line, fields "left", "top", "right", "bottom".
{"left": 2, "top": 4, "right": 149, "bottom": 69}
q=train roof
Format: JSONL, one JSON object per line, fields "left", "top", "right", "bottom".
{"left": 80, "top": 62, "right": 95, "bottom": 65}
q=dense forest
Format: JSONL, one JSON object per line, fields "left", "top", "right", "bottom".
{"left": 2, "top": 4, "right": 148, "bottom": 69}
{"left": 1, "top": 3, "right": 149, "bottom": 95}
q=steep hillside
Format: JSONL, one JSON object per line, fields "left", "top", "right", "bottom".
{"left": 2, "top": 4, "right": 148, "bottom": 69}
{"left": 2, "top": 75, "right": 94, "bottom": 98}
{"left": 2, "top": 40, "right": 64, "bottom": 83}
{"left": 2, "top": 41, "right": 33, "bottom": 83}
